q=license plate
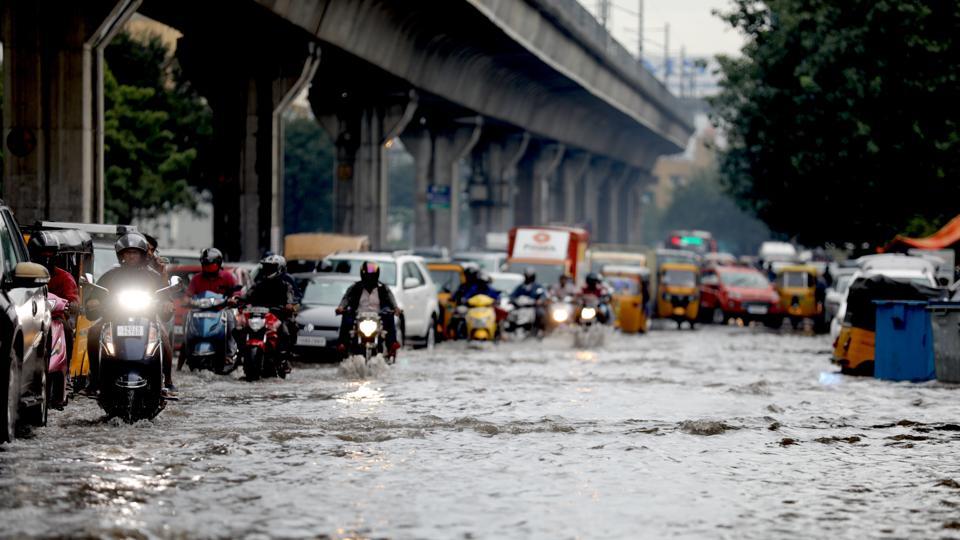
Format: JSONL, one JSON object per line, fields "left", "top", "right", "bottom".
{"left": 193, "top": 312, "right": 219, "bottom": 319}
{"left": 747, "top": 305, "right": 768, "bottom": 315}
{"left": 116, "top": 325, "right": 145, "bottom": 337}
{"left": 515, "top": 309, "right": 535, "bottom": 325}
{"left": 297, "top": 336, "right": 326, "bottom": 347}
{"left": 173, "top": 325, "right": 184, "bottom": 335}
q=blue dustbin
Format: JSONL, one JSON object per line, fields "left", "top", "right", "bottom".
{"left": 873, "top": 300, "right": 934, "bottom": 382}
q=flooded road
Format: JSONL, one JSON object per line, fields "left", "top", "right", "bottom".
{"left": 3, "top": 325, "right": 960, "bottom": 538}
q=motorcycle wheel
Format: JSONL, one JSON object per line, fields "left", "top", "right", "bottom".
{"left": 244, "top": 348, "right": 263, "bottom": 382}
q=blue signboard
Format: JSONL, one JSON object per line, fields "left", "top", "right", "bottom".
{"left": 427, "top": 184, "right": 451, "bottom": 210}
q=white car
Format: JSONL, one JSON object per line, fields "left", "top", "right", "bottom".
{"left": 323, "top": 252, "right": 439, "bottom": 348}
{"left": 453, "top": 251, "right": 507, "bottom": 273}
{"left": 829, "top": 255, "right": 939, "bottom": 339}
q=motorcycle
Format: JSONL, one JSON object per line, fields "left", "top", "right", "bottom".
{"left": 506, "top": 295, "right": 542, "bottom": 339}
{"left": 547, "top": 296, "right": 575, "bottom": 333}
{"left": 46, "top": 293, "right": 70, "bottom": 410}
{"left": 347, "top": 308, "right": 395, "bottom": 365}
{"left": 236, "top": 305, "right": 286, "bottom": 381}
{"left": 82, "top": 274, "right": 181, "bottom": 423}
{"left": 180, "top": 290, "right": 235, "bottom": 374}
{"left": 573, "top": 294, "right": 608, "bottom": 348}
{"left": 465, "top": 294, "right": 498, "bottom": 343}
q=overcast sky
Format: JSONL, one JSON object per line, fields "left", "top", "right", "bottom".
{"left": 577, "top": 0, "right": 746, "bottom": 59}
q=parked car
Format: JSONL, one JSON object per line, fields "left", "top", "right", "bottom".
{"left": 324, "top": 252, "right": 439, "bottom": 348}
{"left": 293, "top": 274, "right": 356, "bottom": 360}
{"left": 1, "top": 202, "right": 52, "bottom": 442}
{"left": 824, "top": 271, "right": 856, "bottom": 323}
{"left": 699, "top": 265, "right": 782, "bottom": 325}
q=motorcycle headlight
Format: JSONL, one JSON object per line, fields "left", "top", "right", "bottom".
{"left": 552, "top": 308, "right": 570, "bottom": 323}
{"left": 358, "top": 319, "right": 379, "bottom": 338}
{"left": 248, "top": 317, "right": 266, "bottom": 331}
{"left": 581, "top": 307, "right": 597, "bottom": 320}
{"left": 117, "top": 289, "right": 153, "bottom": 312}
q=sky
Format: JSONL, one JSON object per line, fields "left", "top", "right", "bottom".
{"left": 577, "top": 0, "right": 746, "bottom": 59}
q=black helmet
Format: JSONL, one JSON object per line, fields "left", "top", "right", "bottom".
{"left": 259, "top": 254, "right": 286, "bottom": 279}
{"left": 586, "top": 272, "right": 601, "bottom": 287}
{"left": 523, "top": 266, "right": 536, "bottom": 284}
{"left": 201, "top": 248, "right": 224, "bottom": 270}
{"left": 115, "top": 233, "right": 149, "bottom": 262}
{"left": 28, "top": 232, "right": 60, "bottom": 268}
{"left": 360, "top": 261, "right": 380, "bottom": 287}
{"left": 463, "top": 264, "right": 479, "bottom": 282}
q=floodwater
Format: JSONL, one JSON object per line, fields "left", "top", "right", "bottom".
{"left": 3, "top": 325, "right": 960, "bottom": 539}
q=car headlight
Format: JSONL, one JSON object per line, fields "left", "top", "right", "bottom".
{"left": 358, "top": 319, "right": 379, "bottom": 337}
{"left": 728, "top": 291, "right": 742, "bottom": 300}
{"left": 581, "top": 307, "right": 597, "bottom": 320}
{"left": 117, "top": 289, "right": 153, "bottom": 312}
{"left": 248, "top": 317, "right": 266, "bottom": 331}
{"left": 552, "top": 308, "right": 570, "bottom": 323}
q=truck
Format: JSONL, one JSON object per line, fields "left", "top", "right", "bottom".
{"left": 505, "top": 226, "right": 590, "bottom": 285}
{"left": 284, "top": 233, "right": 370, "bottom": 273}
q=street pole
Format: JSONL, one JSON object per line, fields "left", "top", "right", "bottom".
{"left": 637, "top": 0, "right": 644, "bottom": 62}
{"left": 680, "top": 45, "right": 686, "bottom": 98}
{"left": 597, "top": 0, "right": 611, "bottom": 29}
{"left": 664, "top": 22, "right": 670, "bottom": 91}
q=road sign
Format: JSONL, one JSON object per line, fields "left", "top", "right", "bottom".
{"left": 427, "top": 184, "right": 451, "bottom": 210}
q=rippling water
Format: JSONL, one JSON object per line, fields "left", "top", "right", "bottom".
{"left": 2, "top": 326, "right": 960, "bottom": 539}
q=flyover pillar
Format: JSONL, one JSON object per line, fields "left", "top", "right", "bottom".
{"left": 582, "top": 158, "right": 614, "bottom": 238}
{"left": 467, "top": 131, "right": 528, "bottom": 246}
{"left": 179, "top": 33, "right": 319, "bottom": 261}
{"left": 1, "top": 0, "right": 139, "bottom": 224}
{"left": 559, "top": 152, "right": 590, "bottom": 225}
{"left": 515, "top": 143, "right": 564, "bottom": 227}
{"left": 599, "top": 165, "right": 631, "bottom": 243}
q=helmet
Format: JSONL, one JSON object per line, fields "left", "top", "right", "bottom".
{"left": 586, "top": 272, "right": 601, "bottom": 287}
{"left": 523, "top": 266, "right": 536, "bottom": 284}
{"left": 360, "top": 261, "right": 380, "bottom": 287}
{"left": 479, "top": 271, "right": 492, "bottom": 284}
{"left": 28, "top": 232, "right": 60, "bottom": 268}
{"left": 463, "top": 264, "right": 479, "bottom": 282}
{"left": 115, "top": 233, "right": 150, "bottom": 263}
{"left": 259, "top": 254, "right": 286, "bottom": 279}
{"left": 201, "top": 248, "right": 224, "bottom": 274}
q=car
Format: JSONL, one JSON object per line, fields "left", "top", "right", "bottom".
{"left": 293, "top": 274, "right": 358, "bottom": 360}
{"left": 168, "top": 264, "right": 255, "bottom": 348}
{"left": 699, "top": 265, "right": 782, "bottom": 325}
{"left": 1, "top": 202, "right": 52, "bottom": 442}
{"left": 453, "top": 251, "right": 507, "bottom": 273}
{"left": 324, "top": 252, "right": 439, "bottom": 348}
{"left": 824, "top": 270, "right": 857, "bottom": 323}
{"left": 489, "top": 271, "right": 524, "bottom": 297}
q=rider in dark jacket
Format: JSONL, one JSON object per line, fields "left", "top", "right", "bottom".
{"left": 510, "top": 267, "right": 547, "bottom": 330}
{"left": 335, "top": 261, "right": 401, "bottom": 359}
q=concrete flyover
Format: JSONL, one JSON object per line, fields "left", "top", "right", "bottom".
{"left": 2, "top": 0, "right": 693, "bottom": 260}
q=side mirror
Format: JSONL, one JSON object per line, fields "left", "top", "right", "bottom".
{"left": 170, "top": 275, "right": 182, "bottom": 287}
{"left": 403, "top": 277, "right": 420, "bottom": 289}
{"left": 80, "top": 272, "right": 94, "bottom": 286}
{"left": 7, "top": 262, "right": 50, "bottom": 289}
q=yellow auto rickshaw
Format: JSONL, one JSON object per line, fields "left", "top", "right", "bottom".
{"left": 775, "top": 265, "right": 825, "bottom": 330}
{"left": 656, "top": 262, "right": 700, "bottom": 328}
{"left": 426, "top": 262, "right": 467, "bottom": 340}
{"left": 602, "top": 264, "right": 650, "bottom": 334}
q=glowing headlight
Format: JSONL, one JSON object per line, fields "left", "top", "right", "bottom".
{"left": 552, "top": 308, "right": 570, "bottom": 323}
{"left": 358, "top": 319, "right": 379, "bottom": 337}
{"left": 248, "top": 317, "right": 266, "bottom": 331}
{"left": 581, "top": 307, "right": 597, "bottom": 320}
{"left": 117, "top": 289, "right": 153, "bottom": 312}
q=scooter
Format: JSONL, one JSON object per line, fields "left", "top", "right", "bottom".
{"left": 506, "top": 295, "right": 542, "bottom": 339}
{"left": 82, "top": 274, "right": 182, "bottom": 423}
{"left": 237, "top": 305, "right": 286, "bottom": 382}
{"left": 465, "top": 294, "right": 498, "bottom": 343}
{"left": 46, "top": 293, "right": 70, "bottom": 410}
{"left": 180, "top": 290, "right": 233, "bottom": 374}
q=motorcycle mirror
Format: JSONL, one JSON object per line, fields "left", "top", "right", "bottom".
{"left": 169, "top": 276, "right": 182, "bottom": 287}
{"left": 80, "top": 272, "right": 94, "bottom": 285}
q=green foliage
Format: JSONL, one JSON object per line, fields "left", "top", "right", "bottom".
{"left": 283, "top": 117, "right": 334, "bottom": 233}
{"left": 103, "top": 32, "right": 212, "bottom": 224}
{"left": 712, "top": 0, "right": 960, "bottom": 246}
{"left": 655, "top": 169, "right": 773, "bottom": 255}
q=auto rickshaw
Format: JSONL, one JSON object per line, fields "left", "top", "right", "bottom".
{"left": 833, "top": 275, "right": 941, "bottom": 375}
{"left": 425, "top": 261, "right": 467, "bottom": 340}
{"left": 774, "top": 265, "right": 825, "bottom": 330}
{"left": 602, "top": 264, "right": 650, "bottom": 334}
{"left": 656, "top": 262, "right": 700, "bottom": 328}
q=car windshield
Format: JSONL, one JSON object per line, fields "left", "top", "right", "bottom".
{"left": 302, "top": 279, "right": 352, "bottom": 306}
{"left": 491, "top": 275, "right": 523, "bottom": 293}
{"left": 722, "top": 271, "right": 769, "bottom": 288}
{"left": 780, "top": 271, "right": 812, "bottom": 288}
{"left": 607, "top": 276, "right": 639, "bottom": 294}
{"left": 429, "top": 269, "right": 462, "bottom": 293}
{"left": 454, "top": 255, "right": 501, "bottom": 273}
{"left": 326, "top": 259, "right": 397, "bottom": 286}
{"left": 504, "top": 262, "right": 565, "bottom": 287}
{"left": 662, "top": 269, "right": 697, "bottom": 286}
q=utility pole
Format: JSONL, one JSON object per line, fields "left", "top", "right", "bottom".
{"left": 637, "top": 0, "right": 644, "bottom": 61}
{"left": 664, "top": 22, "right": 670, "bottom": 91}
{"left": 597, "top": 0, "right": 611, "bottom": 30}
{"left": 679, "top": 45, "right": 686, "bottom": 97}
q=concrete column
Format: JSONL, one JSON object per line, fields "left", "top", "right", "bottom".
{"left": 178, "top": 33, "right": 319, "bottom": 261}
{"left": 515, "top": 143, "right": 565, "bottom": 227}
{"left": 1, "top": 1, "right": 139, "bottom": 224}
{"left": 599, "top": 165, "right": 631, "bottom": 243}
{"left": 493, "top": 133, "right": 530, "bottom": 232}
{"left": 559, "top": 152, "right": 590, "bottom": 225}
{"left": 582, "top": 158, "right": 614, "bottom": 238}
{"left": 401, "top": 123, "right": 433, "bottom": 247}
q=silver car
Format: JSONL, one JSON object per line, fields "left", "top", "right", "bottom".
{"left": 293, "top": 274, "right": 356, "bottom": 360}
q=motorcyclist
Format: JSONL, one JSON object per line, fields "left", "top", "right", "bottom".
{"left": 143, "top": 233, "right": 168, "bottom": 278}
{"left": 578, "top": 272, "right": 613, "bottom": 324}
{"left": 257, "top": 250, "right": 302, "bottom": 304}
{"left": 241, "top": 254, "right": 297, "bottom": 372}
{"left": 452, "top": 267, "right": 500, "bottom": 305}
{"left": 184, "top": 248, "right": 240, "bottom": 367}
{"left": 510, "top": 267, "right": 547, "bottom": 330}
{"left": 27, "top": 233, "right": 79, "bottom": 308}
{"left": 550, "top": 274, "right": 578, "bottom": 299}
{"left": 84, "top": 233, "right": 175, "bottom": 396}
{"left": 335, "top": 261, "right": 401, "bottom": 360}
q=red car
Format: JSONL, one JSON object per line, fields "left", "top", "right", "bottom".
{"left": 168, "top": 264, "right": 255, "bottom": 349}
{"left": 699, "top": 265, "right": 782, "bottom": 325}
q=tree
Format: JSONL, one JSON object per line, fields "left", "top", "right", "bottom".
{"left": 283, "top": 117, "right": 334, "bottom": 233}
{"left": 712, "top": 0, "right": 960, "bottom": 247}
{"left": 103, "top": 32, "right": 212, "bottom": 223}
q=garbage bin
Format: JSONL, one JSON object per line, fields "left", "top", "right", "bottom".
{"left": 873, "top": 300, "right": 934, "bottom": 382}
{"left": 928, "top": 302, "right": 960, "bottom": 383}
